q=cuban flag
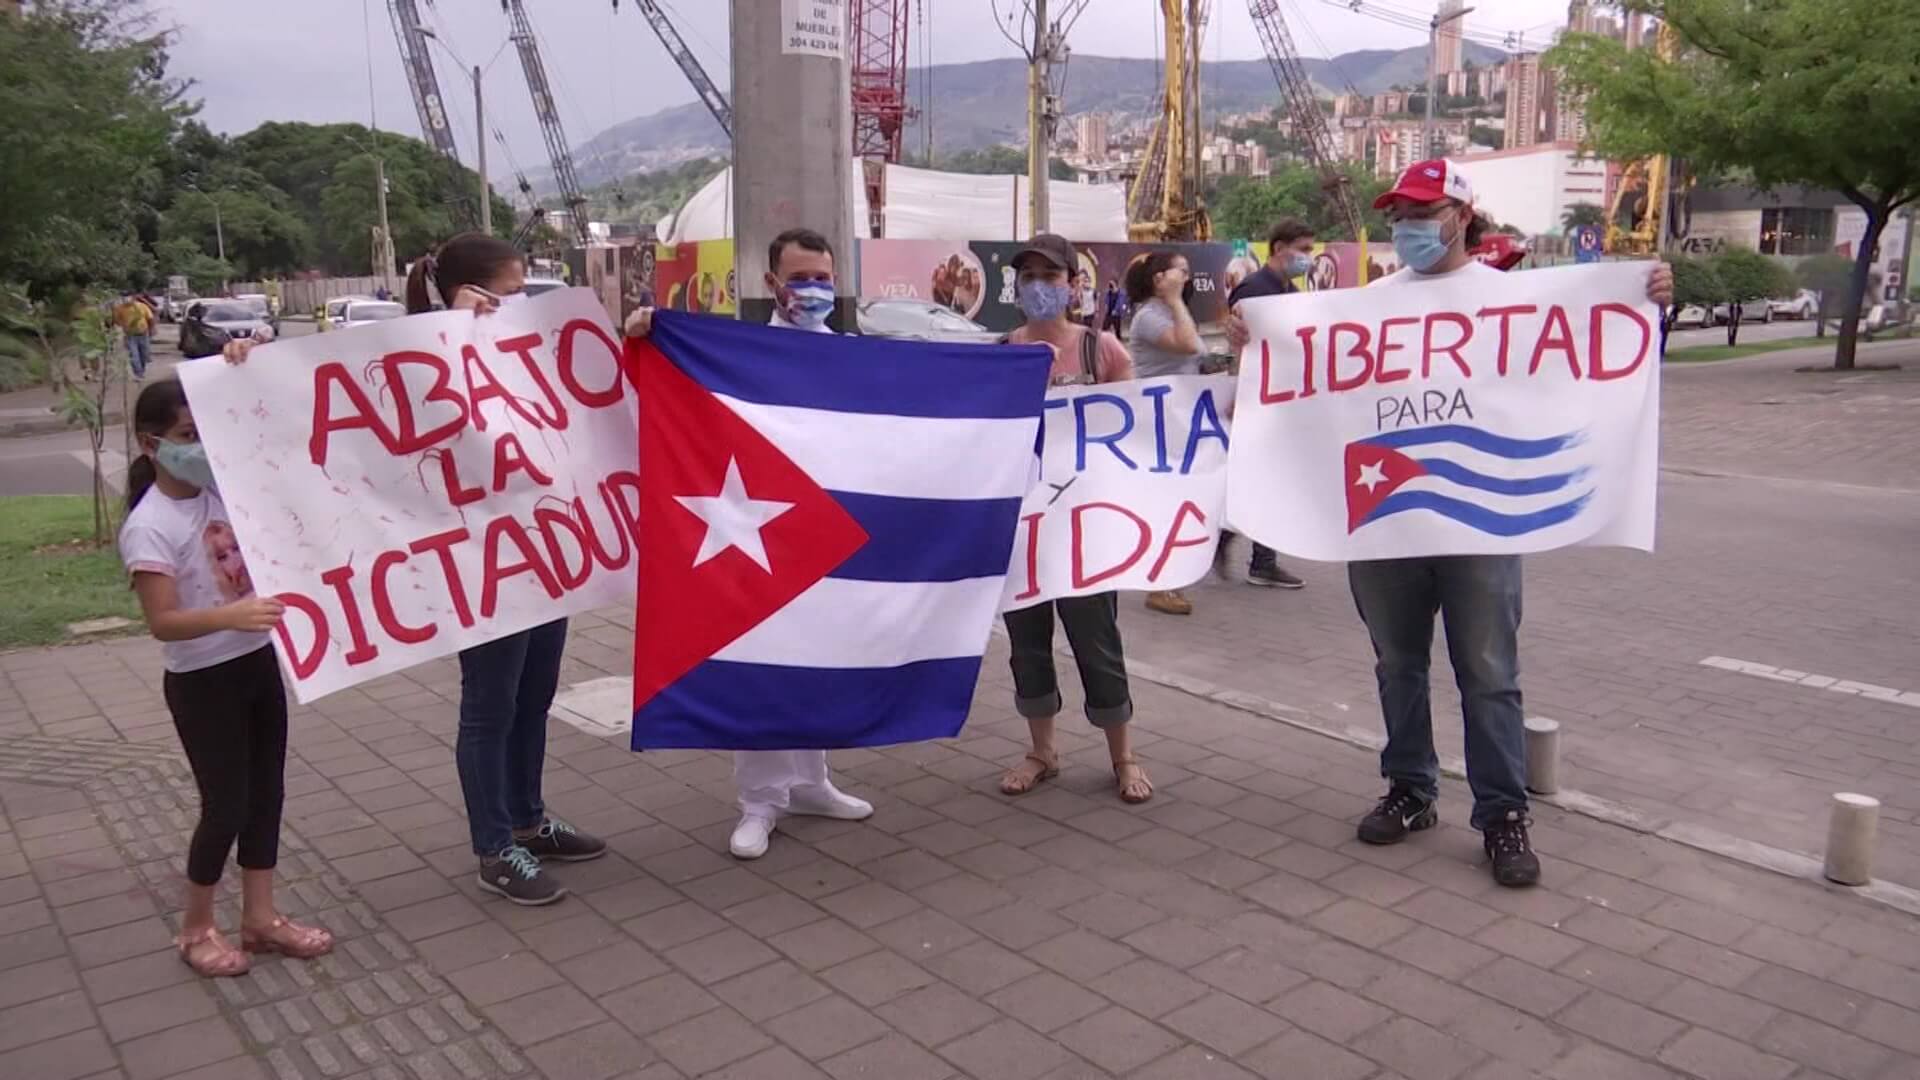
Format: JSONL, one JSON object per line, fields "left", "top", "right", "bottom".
{"left": 1345, "top": 424, "right": 1591, "bottom": 537}
{"left": 626, "top": 311, "right": 1051, "bottom": 750}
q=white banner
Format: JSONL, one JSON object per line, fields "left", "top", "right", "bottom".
{"left": 1001, "top": 375, "right": 1234, "bottom": 610}
{"left": 1229, "top": 262, "right": 1661, "bottom": 561}
{"left": 179, "top": 289, "right": 639, "bottom": 702}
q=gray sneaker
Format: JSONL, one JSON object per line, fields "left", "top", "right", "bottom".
{"left": 477, "top": 845, "right": 567, "bottom": 906}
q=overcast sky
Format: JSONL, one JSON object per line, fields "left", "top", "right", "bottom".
{"left": 160, "top": 0, "right": 1569, "bottom": 183}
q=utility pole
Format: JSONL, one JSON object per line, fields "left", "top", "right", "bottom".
{"left": 1425, "top": 5, "right": 1473, "bottom": 160}
{"left": 731, "top": 0, "right": 853, "bottom": 328}
{"left": 474, "top": 65, "right": 492, "bottom": 234}
{"left": 374, "top": 155, "right": 396, "bottom": 288}
{"left": 1026, "top": 0, "right": 1050, "bottom": 235}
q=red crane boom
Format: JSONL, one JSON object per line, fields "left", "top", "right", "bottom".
{"left": 850, "top": 0, "right": 915, "bottom": 236}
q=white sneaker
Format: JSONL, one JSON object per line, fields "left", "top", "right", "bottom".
{"left": 729, "top": 811, "right": 775, "bottom": 859}
{"left": 786, "top": 782, "right": 874, "bottom": 821}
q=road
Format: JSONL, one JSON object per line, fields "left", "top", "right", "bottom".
{"left": 1666, "top": 314, "right": 1824, "bottom": 350}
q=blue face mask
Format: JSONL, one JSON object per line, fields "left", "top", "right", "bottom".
{"left": 1017, "top": 280, "right": 1073, "bottom": 321}
{"left": 1392, "top": 218, "right": 1454, "bottom": 272}
{"left": 782, "top": 281, "right": 835, "bottom": 329}
{"left": 155, "top": 439, "right": 215, "bottom": 489}
{"left": 1284, "top": 252, "right": 1313, "bottom": 277}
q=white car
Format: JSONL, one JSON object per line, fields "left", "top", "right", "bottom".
{"left": 318, "top": 295, "right": 375, "bottom": 330}
{"left": 1672, "top": 305, "right": 1713, "bottom": 329}
{"left": 522, "top": 277, "right": 567, "bottom": 298}
{"left": 1713, "top": 301, "right": 1774, "bottom": 325}
{"left": 1769, "top": 290, "right": 1819, "bottom": 320}
{"left": 336, "top": 299, "right": 406, "bottom": 329}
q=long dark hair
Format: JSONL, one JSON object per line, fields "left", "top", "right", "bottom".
{"left": 1125, "top": 251, "right": 1182, "bottom": 306}
{"left": 126, "top": 379, "right": 189, "bottom": 512}
{"left": 1463, "top": 208, "right": 1493, "bottom": 249}
{"left": 404, "top": 232, "right": 523, "bottom": 314}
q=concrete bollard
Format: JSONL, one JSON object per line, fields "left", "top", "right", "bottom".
{"left": 1823, "top": 793, "right": 1880, "bottom": 886}
{"left": 1524, "top": 716, "right": 1561, "bottom": 795}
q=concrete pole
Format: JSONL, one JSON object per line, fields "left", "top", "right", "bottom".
{"left": 1524, "top": 716, "right": 1561, "bottom": 795}
{"left": 1027, "top": 0, "right": 1050, "bottom": 236}
{"left": 1824, "top": 792, "right": 1880, "bottom": 886}
{"left": 374, "top": 155, "right": 394, "bottom": 286}
{"left": 475, "top": 65, "right": 492, "bottom": 235}
{"left": 1423, "top": 17, "right": 1437, "bottom": 159}
{"left": 731, "top": 1, "right": 854, "bottom": 328}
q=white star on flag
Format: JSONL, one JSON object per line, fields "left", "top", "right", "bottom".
{"left": 674, "top": 457, "right": 794, "bottom": 572}
{"left": 1355, "top": 461, "right": 1388, "bottom": 492}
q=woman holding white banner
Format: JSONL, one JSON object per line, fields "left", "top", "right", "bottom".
{"left": 1124, "top": 251, "right": 1208, "bottom": 618}
{"left": 998, "top": 234, "right": 1154, "bottom": 805}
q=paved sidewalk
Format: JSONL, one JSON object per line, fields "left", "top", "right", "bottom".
{"left": 3, "top": 623, "right": 1918, "bottom": 1080}
{"left": 0, "top": 327, "right": 181, "bottom": 438}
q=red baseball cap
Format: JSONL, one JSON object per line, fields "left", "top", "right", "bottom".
{"left": 1373, "top": 159, "right": 1475, "bottom": 209}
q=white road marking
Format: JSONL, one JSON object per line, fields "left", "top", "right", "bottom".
{"left": 550, "top": 676, "right": 634, "bottom": 739}
{"left": 1700, "top": 656, "right": 1920, "bottom": 709}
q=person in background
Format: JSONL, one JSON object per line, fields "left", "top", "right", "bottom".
{"left": 998, "top": 233, "right": 1153, "bottom": 805}
{"left": 113, "top": 290, "right": 155, "bottom": 379}
{"left": 1071, "top": 267, "right": 1098, "bottom": 328}
{"left": 120, "top": 379, "right": 333, "bottom": 977}
{"left": 624, "top": 227, "right": 877, "bottom": 861}
{"left": 1343, "top": 161, "right": 1673, "bottom": 888}
{"left": 1103, "top": 277, "right": 1128, "bottom": 334}
{"left": 1123, "top": 250, "right": 1206, "bottom": 617}
{"left": 1218, "top": 220, "right": 1317, "bottom": 590}
{"left": 374, "top": 285, "right": 393, "bottom": 302}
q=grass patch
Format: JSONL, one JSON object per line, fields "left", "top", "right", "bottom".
{"left": 0, "top": 495, "right": 139, "bottom": 648}
{"left": 1665, "top": 336, "right": 1830, "bottom": 363}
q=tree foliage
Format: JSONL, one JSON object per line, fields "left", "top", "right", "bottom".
{"left": 1547, "top": 0, "right": 1920, "bottom": 369}
{"left": 1707, "top": 249, "right": 1795, "bottom": 305}
{"left": 1212, "top": 164, "right": 1392, "bottom": 243}
{"left": 580, "top": 157, "right": 727, "bottom": 227}
{"left": 1560, "top": 203, "right": 1607, "bottom": 231}
{"left": 1667, "top": 255, "right": 1724, "bottom": 310}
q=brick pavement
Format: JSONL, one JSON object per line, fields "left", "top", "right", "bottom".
{"left": 1118, "top": 350, "right": 1920, "bottom": 884}
{"left": 3, "top": 618, "right": 1919, "bottom": 1079}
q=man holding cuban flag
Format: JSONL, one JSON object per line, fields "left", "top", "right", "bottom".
{"left": 623, "top": 227, "right": 1052, "bottom": 862}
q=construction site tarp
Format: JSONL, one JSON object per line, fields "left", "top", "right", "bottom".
{"left": 659, "top": 161, "right": 1130, "bottom": 245}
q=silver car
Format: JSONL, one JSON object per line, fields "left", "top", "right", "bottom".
{"left": 180, "top": 301, "right": 272, "bottom": 358}
{"left": 856, "top": 298, "right": 1001, "bottom": 344}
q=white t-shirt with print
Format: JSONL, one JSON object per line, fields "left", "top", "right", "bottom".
{"left": 1371, "top": 261, "right": 1503, "bottom": 287}
{"left": 119, "top": 488, "right": 269, "bottom": 673}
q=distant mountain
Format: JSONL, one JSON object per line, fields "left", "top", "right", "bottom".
{"left": 540, "top": 43, "right": 1507, "bottom": 194}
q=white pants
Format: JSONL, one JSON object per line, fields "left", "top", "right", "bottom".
{"left": 734, "top": 750, "right": 830, "bottom": 816}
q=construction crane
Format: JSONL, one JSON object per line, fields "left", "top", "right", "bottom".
{"left": 851, "top": 0, "right": 914, "bottom": 236}
{"left": 502, "top": 0, "right": 591, "bottom": 247}
{"left": 388, "top": 0, "right": 480, "bottom": 230}
{"left": 615, "top": 0, "right": 732, "bottom": 139}
{"left": 1128, "top": 0, "right": 1211, "bottom": 242}
{"left": 1247, "top": 0, "right": 1363, "bottom": 239}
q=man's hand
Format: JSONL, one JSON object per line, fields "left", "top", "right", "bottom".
{"left": 1647, "top": 262, "right": 1675, "bottom": 308}
{"left": 624, "top": 306, "right": 654, "bottom": 338}
{"left": 1225, "top": 310, "right": 1250, "bottom": 354}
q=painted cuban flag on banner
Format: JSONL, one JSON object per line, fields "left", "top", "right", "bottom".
{"left": 626, "top": 312, "right": 1051, "bottom": 750}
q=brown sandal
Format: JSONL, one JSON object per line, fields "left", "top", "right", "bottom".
{"left": 241, "top": 916, "right": 334, "bottom": 959}
{"left": 1113, "top": 758, "right": 1154, "bottom": 804}
{"left": 1000, "top": 752, "right": 1059, "bottom": 796}
{"left": 176, "top": 926, "right": 250, "bottom": 977}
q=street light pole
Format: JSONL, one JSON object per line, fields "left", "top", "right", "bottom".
{"left": 374, "top": 155, "right": 395, "bottom": 286}
{"left": 475, "top": 64, "right": 491, "bottom": 234}
{"left": 1425, "top": 6, "right": 1474, "bottom": 160}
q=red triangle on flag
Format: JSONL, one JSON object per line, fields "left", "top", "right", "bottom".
{"left": 628, "top": 338, "right": 869, "bottom": 710}
{"left": 1344, "top": 441, "right": 1428, "bottom": 533}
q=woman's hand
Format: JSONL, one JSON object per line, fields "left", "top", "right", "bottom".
{"left": 223, "top": 596, "right": 286, "bottom": 633}
{"left": 1647, "top": 262, "right": 1675, "bottom": 307}
{"left": 450, "top": 286, "right": 500, "bottom": 315}
{"left": 1155, "top": 266, "right": 1189, "bottom": 301}
{"left": 222, "top": 338, "right": 257, "bottom": 365}
{"left": 624, "top": 306, "right": 655, "bottom": 339}
{"left": 1225, "top": 310, "right": 1250, "bottom": 354}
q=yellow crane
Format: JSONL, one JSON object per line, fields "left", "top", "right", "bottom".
{"left": 1605, "top": 19, "right": 1678, "bottom": 255}
{"left": 1129, "top": 0, "right": 1212, "bottom": 241}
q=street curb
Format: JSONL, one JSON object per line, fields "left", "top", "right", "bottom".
{"left": 0, "top": 411, "right": 122, "bottom": 439}
{"left": 1008, "top": 628, "right": 1920, "bottom": 918}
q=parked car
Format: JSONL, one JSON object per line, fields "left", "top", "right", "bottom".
{"left": 234, "top": 292, "right": 278, "bottom": 332}
{"left": 1769, "top": 290, "right": 1819, "bottom": 320}
{"left": 1672, "top": 305, "right": 1713, "bottom": 329}
{"left": 1712, "top": 301, "right": 1774, "bottom": 325}
{"left": 335, "top": 299, "right": 406, "bottom": 330}
{"left": 856, "top": 298, "right": 1000, "bottom": 344}
{"left": 522, "top": 277, "right": 567, "bottom": 298}
{"left": 179, "top": 300, "right": 272, "bottom": 358}
{"left": 317, "top": 295, "right": 375, "bottom": 331}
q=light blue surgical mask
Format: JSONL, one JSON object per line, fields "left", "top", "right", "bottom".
{"left": 155, "top": 439, "right": 215, "bottom": 489}
{"left": 782, "top": 281, "right": 835, "bottom": 329}
{"left": 1017, "top": 280, "right": 1073, "bottom": 321}
{"left": 1284, "top": 252, "right": 1313, "bottom": 277}
{"left": 1392, "top": 218, "right": 1453, "bottom": 272}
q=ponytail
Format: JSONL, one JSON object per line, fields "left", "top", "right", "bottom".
{"left": 405, "top": 233, "right": 523, "bottom": 315}
{"left": 127, "top": 379, "right": 189, "bottom": 512}
{"left": 1464, "top": 210, "right": 1493, "bottom": 250}
{"left": 405, "top": 254, "right": 438, "bottom": 315}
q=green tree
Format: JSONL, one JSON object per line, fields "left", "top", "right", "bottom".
{"left": 1560, "top": 203, "right": 1608, "bottom": 231}
{"left": 1666, "top": 254, "right": 1726, "bottom": 331}
{"left": 1706, "top": 249, "right": 1796, "bottom": 346}
{"left": 1548, "top": 0, "right": 1920, "bottom": 370}
{"left": 1212, "top": 164, "right": 1390, "bottom": 243}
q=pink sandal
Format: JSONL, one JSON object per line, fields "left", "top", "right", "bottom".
{"left": 241, "top": 916, "right": 334, "bottom": 959}
{"left": 176, "top": 926, "right": 250, "bottom": 977}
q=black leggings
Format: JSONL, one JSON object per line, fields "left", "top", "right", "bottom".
{"left": 162, "top": 645, "right": 289, "bottom": 886}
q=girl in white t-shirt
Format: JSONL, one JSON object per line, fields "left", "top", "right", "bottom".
{"left": 119, "top": 379, "right": 333, "bottom": 977}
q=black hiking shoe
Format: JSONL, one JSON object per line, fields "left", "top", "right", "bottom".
{"left": 1357, "top": 784, "right": 1438, "bottom": 845}
{"left": 1483, "top": 811, "right": 1541, "bottom": 887}
{"left": 477, "top": 845, "right": 567, "bottom": 906}
{"left": 517, "top": 816, "right": 606, "bottom": 862}
{"left": 1247, "top": 557, "right": 1305, "bottom": 589}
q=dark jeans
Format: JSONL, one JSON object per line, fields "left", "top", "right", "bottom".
{"left": 1348, "top": 556, "right": 1526, "bottom": 830}
{"left": 457, "top": 619, "right": 568, "bottom": 855}
{"left": 162, "top": 645, "right": 288, "bottom": 886}
{"left": 1003, "top": 593, "right": 1132, "bottom": 728}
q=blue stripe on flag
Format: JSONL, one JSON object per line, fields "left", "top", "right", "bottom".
{"left": 828, "top": 491, "right": 1026, "bottom": 583}
{"left": 649, "top": 310, "right": 1053, "bottom": 420}
{"left": 1364, "top": 425, "right": 1579, "bottom": 459}
{"left": 631, "top": 657, "right": 983, "bottom": 749}
{"left": 1363, "top": 490, "right": 1592, "bottom": 535}
{"left": 1414, "top": 458, "right": 1587, "bottom": 497}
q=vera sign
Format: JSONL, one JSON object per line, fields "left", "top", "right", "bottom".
{"left": 1001, "top": 375, "right": 1234, "bottom": 610}
{"left": 1229, "top": 262, "right": 1661, "bottom": 561}
{"left": 178, "top": 289, "right": 639, "bottom": 702}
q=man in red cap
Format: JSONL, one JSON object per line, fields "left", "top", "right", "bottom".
{"left": 1337, "top": 160, "right": 1672, "bottom": 887}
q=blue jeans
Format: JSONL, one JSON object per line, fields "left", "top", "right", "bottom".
{"left": 456, "top": 619, "right": 568, "bottom": 855}
{"left": 1347, "top": 556, "right": 1527, "bottom": 830}
{"left": 126, "top": 333, "right": 150, "bottom": 377}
